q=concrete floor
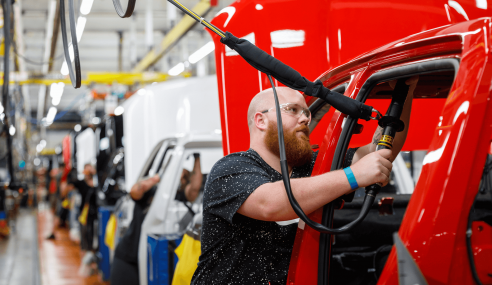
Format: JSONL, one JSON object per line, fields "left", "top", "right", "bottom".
{"left": 0, "top": 208, "right": 41, "bottom": 285}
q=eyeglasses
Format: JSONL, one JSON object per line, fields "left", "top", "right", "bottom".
{"left": 261, "top": 103, "right": 311, "bottom": 124}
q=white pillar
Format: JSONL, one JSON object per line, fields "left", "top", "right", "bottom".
{"left": 145, "top": 0, "right": 154, "bottom": 51}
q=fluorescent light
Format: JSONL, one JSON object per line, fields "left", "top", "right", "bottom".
{"left": 50, "top": 82, "right": 65, "bottom": 106}
{"left": 46, "top": 107, "right": 57, "bottom": 124}
{"left": 188, "top": 41, "right": 215, "bottom": 64}
{"left": 61, "top": 62, "right": 69, "bottom": 75}
{"left": 9, "top": 125, "right": 15, "bottom": 136}
{"left": 114, "top": 106, "right": 124, "bottom": 116}
{"left": 0, "top": 101, "right": 3, "bottom": 114}
{"left": 36, "top": 144, "right": 44, "bottom": 153}
{"left": 168, "top": 62, "right": 185, "bottom": 76}
{"left": 76, "top": 16, "right": 87, "bottom": 42}
{"left": 40, "top": 140, "right": 47, "bottom": 147}
{"left": 80, "top": 0, "right": 94, "bottom": 15}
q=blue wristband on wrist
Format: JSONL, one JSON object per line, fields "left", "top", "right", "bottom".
{"left": 343, "top": 167, "right": 359, "bottom": 190}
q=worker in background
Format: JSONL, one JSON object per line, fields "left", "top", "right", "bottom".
{"left": 72, "top": 163, "right": 98, "bottom": 276}
{"left": 176, "top": 153, "right": 203, "bottom": 203}
{"left": 110, "top": 154, "right": 202, "bottom": 285}
{"left": 45, "top": 162, "right": 65, "bottom": 240}
{"left": 191, "top": 80, "right": 416, "bottom": 284}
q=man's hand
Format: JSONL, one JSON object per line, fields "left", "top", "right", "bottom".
{"left": 350, "top": 149, "right": 393, "bottom": 187}
{"left": 130, "top": 175, "right": 161, "bottom": 201}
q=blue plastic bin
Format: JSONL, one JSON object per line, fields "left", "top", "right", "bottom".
{"left": 147, "top": 234, "right": 182, "bottom": 285}
{"left": 98, "top": 206, "right": 114, "bottom": 281}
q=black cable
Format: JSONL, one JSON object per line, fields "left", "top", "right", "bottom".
{"left": 8, "top": 8, "right": 64, "bottom": 65}
{"left": 268, "top": 74, "right": 376, "bottom": 234}
{"left": 166, "top": 0, "right": 225, "bottom": 38}
{"left": 11, "top": 45, "right": 65, "bottom": 65}
{"left": 60, "top": 0, "right": 81, "bottom": 88}
{"left": 2, "top": 0, "right": 15, "bottom": 185}
{"left": 112, "top": 0, "right": 136, "bottom": 18}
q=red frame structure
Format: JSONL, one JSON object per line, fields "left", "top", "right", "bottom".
{"left": 208, "top": 0, "right": 492, "bottom": 284}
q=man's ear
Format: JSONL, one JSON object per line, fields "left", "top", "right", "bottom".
{"left": 254, "top": 112, "right": 268, "bottom": 131}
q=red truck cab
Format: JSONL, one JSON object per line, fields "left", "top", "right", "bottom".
{"left": 208, "top": 1, "right": 492, "bottom": 284}
{"left": 288, "top": 18, "right": 492, "bottom": 285}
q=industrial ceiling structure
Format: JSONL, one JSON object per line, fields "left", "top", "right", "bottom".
{"left": 14, "top": 0, "right": 234, "bottom": 132}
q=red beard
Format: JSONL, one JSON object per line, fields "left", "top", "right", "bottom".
{"left": 264, "top": 121, "right": 313, "bottom": 167}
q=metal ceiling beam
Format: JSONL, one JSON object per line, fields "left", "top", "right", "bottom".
{"left": 36, "top": 0, "right": 57, "bottom": 130}
{"left": 13, "top": 0, "right": 32, "bottom": 142}
{"left": 0, "top": 71, "right": 177, "bottom": 85}
{"left": 47, "top": 0, "right": 61, "bottom": 72}
{"left": 132, "top": 0, "right": 212, "bottom": 73}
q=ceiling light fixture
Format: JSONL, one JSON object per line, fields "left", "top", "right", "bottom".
{"left": 80, "top": 0, "right": 94, "bottom": 15}
{"left": 188, "top": 41, "right": 215, "bottom": 64}
{"left": 46, "top": 107, "right": 58, "bottom": 125}
{"left": 50, "top": 82, "right": 65, "bottom": 106}
{"left": 168, "top": 62, "right": 185, "bottom": 76}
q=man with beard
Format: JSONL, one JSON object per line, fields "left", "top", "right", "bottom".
{"left": 192, "top": 82, "right": 415, "bottom": 284}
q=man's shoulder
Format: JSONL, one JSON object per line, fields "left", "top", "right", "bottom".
{"left": 207, "top": 149, "right": 266, "bottom": 181}
{"left": 213, "top": 149, "right": 263, "bottom": 168}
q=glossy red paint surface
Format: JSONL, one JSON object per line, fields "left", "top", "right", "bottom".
{"left": 61, "top": 135, "right": 72, "bottom": 182}
{"left": 209, "top": 0, "right": 492, "bottom": 155}
{"left": 290, "top": 18, "right": 492, "bottom": 285}
{"left": 376, "top": 19, "right": 492, "bottom": 285}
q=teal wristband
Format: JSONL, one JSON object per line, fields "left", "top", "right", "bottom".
{"left": 343, "top": 167, "right": 359, "bottom": 190}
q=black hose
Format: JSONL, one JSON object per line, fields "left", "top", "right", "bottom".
{"left": 112, "top": 0, "right": 136, "bottom": 18}
{"left": 268, "top": 75, "right": 376, "bottom": 234}
{"left": 166, "top": 0, "right": 225, "bottom": 38}
{"left": 60, "top": 0, "right": 81, "bottom": 88}
{"left": 2, "top": 0, "right": 15, "bottom": 186}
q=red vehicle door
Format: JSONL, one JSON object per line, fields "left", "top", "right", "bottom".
{"left": 287, "top": 18, "right": 492, "bottom": 285}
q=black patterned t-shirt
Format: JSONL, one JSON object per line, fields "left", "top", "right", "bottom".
{"left": 191, "top": 148, "right": 318, "bottom": 285}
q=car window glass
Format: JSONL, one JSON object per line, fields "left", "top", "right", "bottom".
{"left": 140, "top": 141, "right": 164, "bottom": 178}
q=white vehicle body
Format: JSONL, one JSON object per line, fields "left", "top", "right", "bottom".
{"left": 75, "top": 128, "right": 96, "bottom": 180}
{"left": 117, "top": 75, "right": 222, "bottom": 285}
{"left": 137, "top": 134, "right": 223, "bottom": 285}
{"left": 122, "top": 75, "right": 221, "bottom": 192}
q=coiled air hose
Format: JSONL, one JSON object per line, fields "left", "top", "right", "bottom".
{"left": 112, "top": 0, "right": 137, "bottom": 18}
{"left": 60, "top": 0, "right": 81, "bottom": 88}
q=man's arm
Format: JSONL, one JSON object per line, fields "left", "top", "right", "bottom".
{"left": 184, "top": 154, "right": 203, "bottom": 202}
{"left": 353, "top": 76, "right": 418, "bottom": 163}
{"left": 130, "top": 175, "right": 160, "bottom": 201}
{"left": 238, "top": 149, "right": 393, "bottom": 221}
